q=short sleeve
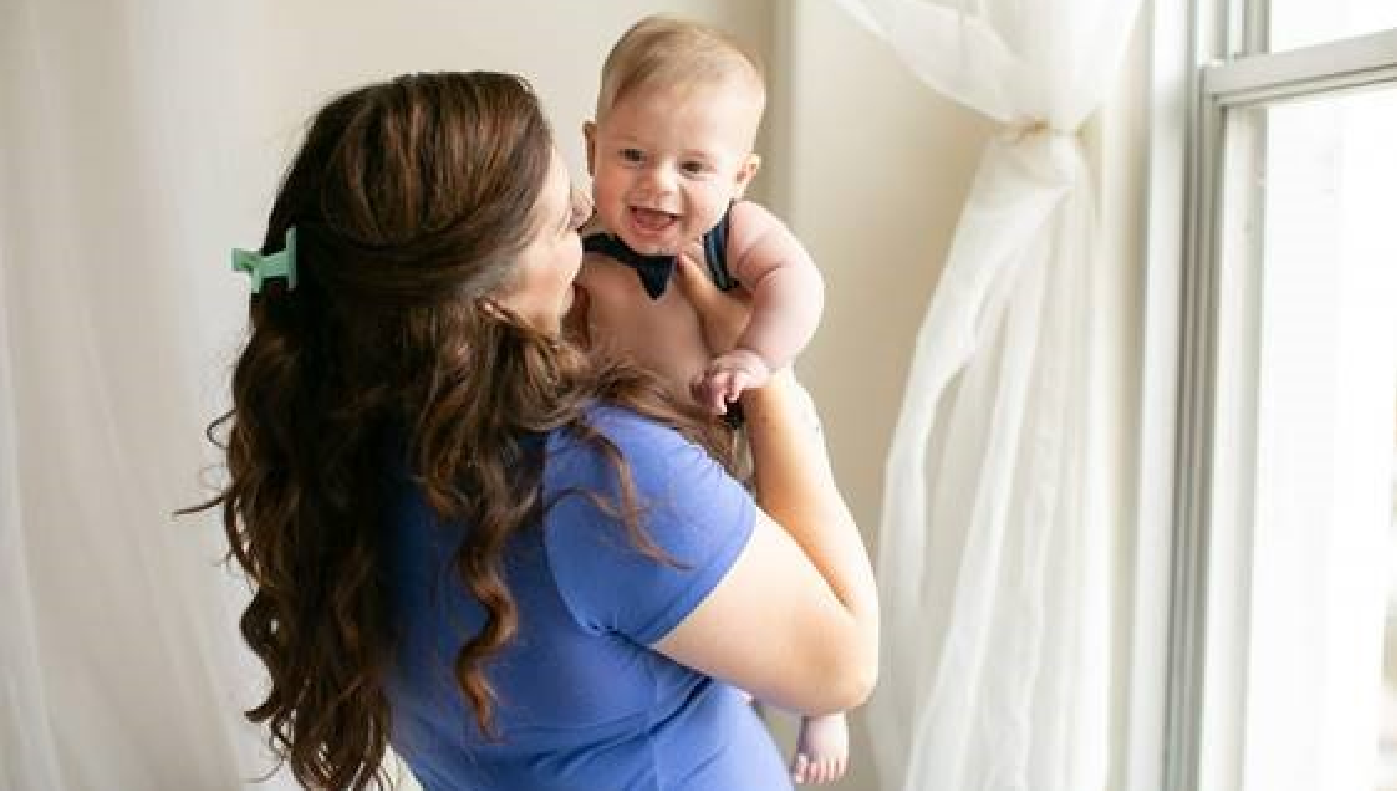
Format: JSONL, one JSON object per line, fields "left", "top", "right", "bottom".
{"left": 542, "top": 407, "right": 755, "bottom": 645}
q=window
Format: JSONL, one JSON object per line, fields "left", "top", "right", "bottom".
{"left": 1168, "top": 5, "right": 1397, "bottom": 791}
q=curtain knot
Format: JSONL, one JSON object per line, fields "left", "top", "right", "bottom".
{"left": 1003, "top": 117, "right": 1072, "bottom": 143}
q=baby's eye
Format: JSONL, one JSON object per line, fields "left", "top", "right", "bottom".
{"left": 681, "top": 161, "right": 708, "bottom": 174}
{"left": 620, "top": 148, "right": 645, "bottom": 163}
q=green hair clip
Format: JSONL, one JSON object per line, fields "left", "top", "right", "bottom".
{"left": 231, "top": 227, "right": 298, "bottom": 292}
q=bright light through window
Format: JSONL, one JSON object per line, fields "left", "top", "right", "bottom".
{"left": 1270, "top": 0, "right": 1397, "bottom": 52}
{"left": 1244, "top": 84, "right": 1397, "bottom": 791}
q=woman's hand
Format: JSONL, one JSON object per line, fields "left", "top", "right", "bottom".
{"left": 674, "top": 252, "right": 761, "bottom": 412}
{"left": 673, "top": 249, "right": 751, "bottom": 359}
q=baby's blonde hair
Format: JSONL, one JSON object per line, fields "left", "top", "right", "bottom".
{"left": 595, "top": 14, "right": 766, "bottom": 122}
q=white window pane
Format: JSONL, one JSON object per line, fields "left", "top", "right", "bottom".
{"left": 1269, "top": 0, "right": 1397, "bottom": 53}
{"left": 1243, "top": 85, "right": 1397, "bottom": 791}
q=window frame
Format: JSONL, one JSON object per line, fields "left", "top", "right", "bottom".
{"left": 1156, "top": 2, "right": 1397, "bottom": 790}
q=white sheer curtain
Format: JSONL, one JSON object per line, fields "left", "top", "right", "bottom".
{"left": 0, "top": 1, "right": 293, "bottom": 788}
{"left": 827, "top": 1, "right": 1141, "bottom": 789}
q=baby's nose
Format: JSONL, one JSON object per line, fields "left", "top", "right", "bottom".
{"left": 640, "top": 164, "right": 678, "bottom": 196}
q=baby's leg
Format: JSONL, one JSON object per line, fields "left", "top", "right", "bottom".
{"left": 791, "top": 711, "right": 849, "bottom": 784}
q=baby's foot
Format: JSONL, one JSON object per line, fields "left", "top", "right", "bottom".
{"left": 791, "top": 712, "right": 849, "bottom": 784}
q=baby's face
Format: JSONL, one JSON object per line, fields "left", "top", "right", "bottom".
{"left": 586, "top": 82, "right": 761, "bottom": 256}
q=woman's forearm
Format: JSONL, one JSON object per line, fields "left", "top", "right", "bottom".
{"left": 742, "top": 373, "right": 880, "bottom": 658}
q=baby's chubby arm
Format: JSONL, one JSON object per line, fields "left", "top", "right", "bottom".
{"left": 692, "top": 201, "right": 825, "bottom": 413}
{"left": 724, "top": 200, "right": 825, "bottom": 372}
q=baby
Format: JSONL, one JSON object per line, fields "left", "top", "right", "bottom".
{"left": 576, "top": 13, "right": 824, "bottom": 417}
{"left": 572, "top": 14, "right": 846, "bottom": 785}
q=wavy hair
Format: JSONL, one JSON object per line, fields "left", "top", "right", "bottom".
{"left": 190, "top": 71, "right": 734, "bottom": 790}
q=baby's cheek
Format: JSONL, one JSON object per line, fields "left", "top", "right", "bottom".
{"left": 593, "top": 178, "right": 627, "bottom": 219}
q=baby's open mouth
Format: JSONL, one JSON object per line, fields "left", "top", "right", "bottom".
{"left": 629, "top": 207, "right": 678, "bottom": 233}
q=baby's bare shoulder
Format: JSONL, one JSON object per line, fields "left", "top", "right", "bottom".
{"left": 725, "top": 201, "right": 813, "bottom": 283}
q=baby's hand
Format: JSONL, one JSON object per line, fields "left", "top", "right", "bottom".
{"left": 694, "top": 348, "right": 771, "bottom": 415}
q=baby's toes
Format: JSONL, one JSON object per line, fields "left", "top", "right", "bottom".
{"left": 791, "top": 753, "right": 808, "bottom": 784}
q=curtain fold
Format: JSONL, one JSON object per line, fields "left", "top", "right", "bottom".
{"left": 0, "top": 254, "right": 66, "bottom": 791}
{"left": 828, "top": 1, "right": 1139, "bottom": 789}
{"left": 0, "top": 1, "right": 294, "bottom": 788}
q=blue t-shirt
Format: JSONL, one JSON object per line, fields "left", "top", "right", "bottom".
{"left": 384, "top": 406, "right": 792, "bottom": 790}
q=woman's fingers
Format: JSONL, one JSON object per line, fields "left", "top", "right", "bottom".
{"left": 673, "top": 252, "right": 750, "bottom": 353}
{"left": 672, "top": 250, "right": 720, "bottom": 307}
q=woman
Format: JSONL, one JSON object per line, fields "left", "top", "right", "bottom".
{"left": 204, "top": 70, "right": 877, "bottom": 790}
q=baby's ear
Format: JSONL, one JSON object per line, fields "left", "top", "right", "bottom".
{"left": 733, "top": 154, "right": 761, "bottom": 199}
{"left": 583, "top": 122, "right": 598, "bottom": 176}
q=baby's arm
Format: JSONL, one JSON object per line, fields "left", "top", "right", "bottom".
{"left": 725, "top": 200, "right": 825, "bottom": 372}
{"left": 696, "top": 201, "right": 825, "bottom": 412}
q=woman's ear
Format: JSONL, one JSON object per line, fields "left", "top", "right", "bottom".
{"left": 583, "top": 122, "right": 598, "bottom": 176}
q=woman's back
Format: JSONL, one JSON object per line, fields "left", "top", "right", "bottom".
{"left": 385, "top": 406, "right": 793, "bottom": 790}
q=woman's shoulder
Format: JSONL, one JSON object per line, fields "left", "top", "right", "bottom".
{"left": 539, "top": 405, "right": 739, "bottom": 507}
{"left": 545, "top": 404, "right": 690, "bottom": 465}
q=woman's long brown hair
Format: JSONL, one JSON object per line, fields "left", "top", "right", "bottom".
{"left": 190, "top": 71, "right": 733, "bottom": 790}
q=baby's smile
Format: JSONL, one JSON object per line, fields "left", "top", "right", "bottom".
{"left": 630, "top": 206, "right": 679, "bottom": 228}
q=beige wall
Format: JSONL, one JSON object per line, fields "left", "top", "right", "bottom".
{"left": 237, "top": 1, "right": 771, "bottom": 222}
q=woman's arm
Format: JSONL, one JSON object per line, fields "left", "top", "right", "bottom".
{"left": 652, "top": 260, "right": 878, "bottom": 716}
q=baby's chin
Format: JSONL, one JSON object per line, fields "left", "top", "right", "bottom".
{"left": 602, "top": 210, "right": 683, "bottom": 254}
{"left": 623, "top": 236, "right": 677, "bottom": 256}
